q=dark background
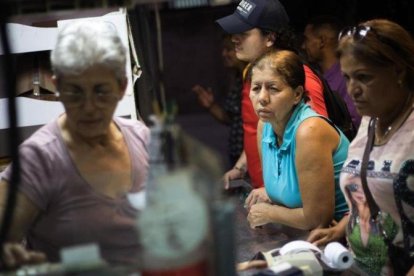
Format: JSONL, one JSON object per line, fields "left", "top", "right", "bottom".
{"left": 3, "top": 0, "right": 412, "bottom": 166}
{"left": 143, "top": 0, "right": 413, "bottom": 166}
{"left": 158, "top": 0, "right": 413, "bottom": 115}
{"left": 0, "top": 0, "right": 413, "bottom": 166}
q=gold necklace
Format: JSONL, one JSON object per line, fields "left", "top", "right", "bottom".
{"left": 380, "top": 124, "right": 393, "bottom": 139}
{"left": 375, "top": 94, "right": 414, "bottom": 144}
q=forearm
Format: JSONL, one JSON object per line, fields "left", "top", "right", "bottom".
{"left": 267, "top": 204, "right": 323, "bottom": 230}
{"left": 234, "top": 151, "right": 247, "bottom": 172}
{"left": 0, "top": 180, "right": 39, "bottom": 241}
{"left": 0, "top": 184, "right": 21, "bottom": 241}
{"left": 307, "top": 214, "right": 349, "bottom": 246}
{"left": 332, "top": 214, "right": 349, "bottom": 236}
{"left": 224, "top": 151, "right": 248, "bottom": 189}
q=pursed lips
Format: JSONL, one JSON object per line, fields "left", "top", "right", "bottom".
{"left": 352, "top": 99, "right": 366, "bottom": 106}
{"left": 257, "top": 108, "right": 272, "bottom": 116}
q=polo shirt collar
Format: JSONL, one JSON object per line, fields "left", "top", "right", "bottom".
{"left": 262, "top": 100, "right": 307, "bottom": 151}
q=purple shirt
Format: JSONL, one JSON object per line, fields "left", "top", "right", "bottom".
{"left": 1, "top": 117, "right": 149, "bottom": 264}
{"left": 324, "top": 62, "right": 361, "bottom": 129}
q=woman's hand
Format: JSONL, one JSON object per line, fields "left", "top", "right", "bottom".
{"left": 244, "top": 187, "right": 270, "bottom": 209}
{"left": 307, "top": 215, "right": 348, "bottom": 246}
{"left": 2, "top": 243, "right": 46, "bottom": 269}
{"left": 223, "top": 168, "right": 245, "bottom": 190}
{"left": 307, "top": 226, "right": 341, "bottom": 247}
{"left": 245, "top": 188, "right": 272, "bottom": 228}
{"left": 247, "top": 202, "right": 273, "bottom": 228}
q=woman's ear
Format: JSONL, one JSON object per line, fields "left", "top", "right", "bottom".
{"left": 294, "top": 86, "right": 304, "bottom": 104}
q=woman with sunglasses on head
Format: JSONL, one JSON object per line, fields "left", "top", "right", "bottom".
{"left": 308, "top": 19, "right": 414, "bottom": 275}
{"left": 0, "top": 21, "right": 149, "bottom": 268}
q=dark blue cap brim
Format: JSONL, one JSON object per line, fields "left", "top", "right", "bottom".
{"left": 216, "top": 13, "right": 253, "bottom": 34}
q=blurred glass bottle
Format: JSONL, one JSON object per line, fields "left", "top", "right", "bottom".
{"left": 137, "top": 116, "right": 210, "bottom": 276}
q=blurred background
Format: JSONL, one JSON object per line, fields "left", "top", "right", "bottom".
{"left": 146, "top": 0, "right": 414, "bottom": 168}
{"left": 2, "top": 0, "right": 414, "bottom": 168}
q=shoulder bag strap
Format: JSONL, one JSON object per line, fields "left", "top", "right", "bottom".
{"left": 360, "top": 118, "right": 381, "bottom": 219}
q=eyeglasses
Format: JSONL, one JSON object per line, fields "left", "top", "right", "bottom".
{"left": 338, "top": 25, "right": 372, "bottom": 41}
{"left": 56, "top": 90, "right": 120, "bottom": 108}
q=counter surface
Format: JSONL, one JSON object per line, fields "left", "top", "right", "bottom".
{"left": 234, "top": 201, "right": 308, "bottom": 263}
{"left": 231, "top": 193, "right": 367, "bottom": 276}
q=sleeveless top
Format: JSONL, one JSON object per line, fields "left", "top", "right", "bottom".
{"left": 262, "top": 101, "right": 349, "bottom": 221}
{"left": 340, "top": 112, "right": 414, "bottom": 275}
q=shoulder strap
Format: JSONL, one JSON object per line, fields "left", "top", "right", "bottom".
{"left": 318, "top": 116, "right": 340, "bottom": 135}
{"left": 360, "top": 118, "right": 381, "bottom": 219}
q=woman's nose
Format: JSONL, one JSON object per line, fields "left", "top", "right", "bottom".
{"left": 347, "top": 79, "right": 362, "bottom": 98}
{"left": 258, "top": 89, "right": 269, "bottom": 105}
{"left": 82, "top": 93, "right": 97, "bottom": 111}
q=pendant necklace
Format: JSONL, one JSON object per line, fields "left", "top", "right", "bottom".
{"left": 375, "top": 94, "right": 414, "bottom": 144}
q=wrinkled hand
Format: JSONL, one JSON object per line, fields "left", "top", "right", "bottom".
{"left": 192, "top": 85, "right": 214, "bottom": 109}
{"left": 2, "top": 243, "right": 46, "bottom": 269}
{"left": 244, "top": 187, "right": 271, "bottom": 209}
{"left": 223, "top": 168, "right": 244, "bottom": 190}
{"left": 307, "top": 221, "right": 343, "bottom": 247}
{"left": 247, "top": 202, "right": 272, "bottom": 229}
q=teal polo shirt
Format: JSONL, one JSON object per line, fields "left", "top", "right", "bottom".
{"left": 262, "top": 101, "right": 349, "bottom": 221}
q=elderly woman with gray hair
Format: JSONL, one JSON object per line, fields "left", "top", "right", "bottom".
{"left": 0, "top": 20, "right": 149, "bottom": 267}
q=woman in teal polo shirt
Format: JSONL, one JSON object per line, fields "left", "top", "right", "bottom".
{"left": 245, "top": 50, "right": 349, "bottom": 230}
